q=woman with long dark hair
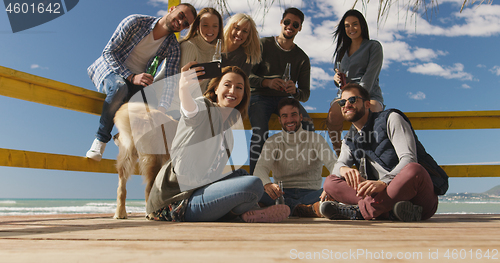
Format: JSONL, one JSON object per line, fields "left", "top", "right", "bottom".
{"left": 326, "top": 9, "right": 384, "bottom": 155}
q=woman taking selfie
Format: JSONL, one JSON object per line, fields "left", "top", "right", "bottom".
{"left": 146, "top": 64, "right": 290, "bottom": 223}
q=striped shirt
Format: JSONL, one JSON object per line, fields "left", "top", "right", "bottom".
{"left": 87, "top": 14, "right": 180, "bottom": 109}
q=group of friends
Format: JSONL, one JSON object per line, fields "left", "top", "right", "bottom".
{"left": 85, "top": 4, "right": 449, "bottom": 223}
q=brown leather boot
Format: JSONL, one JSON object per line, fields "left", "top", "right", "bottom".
{"left": 292, "top": 202, "right": 323, "bottom": 218}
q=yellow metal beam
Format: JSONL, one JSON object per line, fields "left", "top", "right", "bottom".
{"left": 1, "top": 147, "right": 498, "bottom": 178}
{"left": 0, "top": 148, "right": 118, "bottom": 174}
{"left": 405, "top": 111, "right": 500, "bottom": 130}
{"left": 242, "top": 111, "right": 500, "bottom": 130}
{"left": 0, "top": 66, "right": 104, "bottom": 115}
{"left": 2, "top": 66, "right": 499, "bottom": 130}
{"left": 441, "top": 164, "right": 500, "bottom": 178}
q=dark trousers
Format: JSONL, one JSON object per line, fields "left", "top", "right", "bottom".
{"left": 323, "top": 163, "right": 438, "bottom": 220}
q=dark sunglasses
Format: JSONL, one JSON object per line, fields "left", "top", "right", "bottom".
{"left": 179, "top": 12, "right": 190, "bottom": 28}
{"left": 337, "top": 96, "right": 364, "bottom": 107}
{"left": 283, "top": 19, "right": 300, "bottom": 29}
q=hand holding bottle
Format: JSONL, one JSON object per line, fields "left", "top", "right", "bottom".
{"left": 130, "top": 73, "right": 154, "bottom": 87}
{"left": 334, "top": 62, "right": 347, "bottom": 88}
{"left": 264, "top": 182, "right": 284, "bottom": 201}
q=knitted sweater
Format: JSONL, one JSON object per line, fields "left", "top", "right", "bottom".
{"left": 253, "top": 126, "right": 337, "bottom": 190}
{"left": 179, "top": 35, "right": 216, "bottom": 93}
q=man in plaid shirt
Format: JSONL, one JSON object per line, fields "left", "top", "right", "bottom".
{"left": 86, "top": 4, "right": 196, "bottom": 161}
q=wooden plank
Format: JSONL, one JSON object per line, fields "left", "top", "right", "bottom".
{"left": 0, "top": 214, "right": 499, "bottom": 262}
{"left": 0, "top": 66, "right": 104, "bottom": 115}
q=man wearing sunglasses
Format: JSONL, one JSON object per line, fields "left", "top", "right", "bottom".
{"left": 320, "top": 83, "right": 448, "bottom": 222}
{"left": 86, "top": 4, "right": 196, "bottom": 161}
{"left": 248, "top": 7, "right": 313, "bottom": 174}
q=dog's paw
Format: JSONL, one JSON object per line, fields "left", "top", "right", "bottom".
{"left": 113, "top": 208, "right": 128, "bottom": 219}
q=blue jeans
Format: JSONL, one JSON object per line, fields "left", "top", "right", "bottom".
{"left": 96, "top": 73, "right": 146, "bottom": 143}
{"left": 248, "top": 95, "right": 315, "bottom": 173}
{"left": 259, "top": 188, "right": 323, "bottom": 215}
{"left": 184, "top": 169, "right": 264, "bottom": 222}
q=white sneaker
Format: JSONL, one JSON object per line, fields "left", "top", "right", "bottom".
{"left": 86, "top": 139, "right": 106, "bottom": 161}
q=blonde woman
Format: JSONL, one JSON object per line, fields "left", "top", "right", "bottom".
{"left": 221, "top": 13, "right": 261, "bottom": 76}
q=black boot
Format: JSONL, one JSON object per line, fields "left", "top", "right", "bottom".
{"left": 320, "top": 201, "right": 363, "bottom": 220}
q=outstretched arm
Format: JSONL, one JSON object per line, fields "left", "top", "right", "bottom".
{"left": 179, "top": 62, "right": 203, "bottom": 113}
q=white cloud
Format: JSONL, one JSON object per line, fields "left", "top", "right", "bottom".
{"left": 150, "top": 0, "right": 498, "bottom": 83}
{"left": 382, "top": 41, "right": 447, "bottom": 67}
{"left": 407, "top": 91, "right": 426, "bottom": 100}
{"left": 310, "top": 66, "right": 334, "bottom": 90}
{"left": 490, "top": 66, "right": 500, "bottom": 76}
{"left": 304, "top": 105, "right": 316, "bottom": 111}
{"left": 407, "top": 63, "right": 473, "bottom": 80}
{"left": 477, "top": 64, "right": 487, "bottom": 68}
{"left": 461, "top": 84, "right": 471, "bottom": 89}
{"left": 31, "top": 64, "right": 47, "bottom": 70}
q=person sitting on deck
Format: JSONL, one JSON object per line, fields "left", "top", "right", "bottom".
{"left": 320, "top": 83, "right": 449, "bottom": 221}
{"left": 254, "top": 98, "right": 337, "bottom": 218}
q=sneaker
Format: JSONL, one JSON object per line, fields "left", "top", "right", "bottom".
{"left": 293, "top": 202, "right": 322, "bottom": 218}
{"left": 86, "top": 138, "right": 106, "bottom": 161}
{"left": 319, "top": 201, "right": 363, "bottom": 220}
{"left": 241, "top": 204, "right": 290, "bottom": 223}
{"left": 392, "top": 201, "right": 423, "bottom": 222}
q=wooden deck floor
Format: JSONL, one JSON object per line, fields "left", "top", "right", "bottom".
{"left": 1, "top": 213, "right": 499, "bottom": 262}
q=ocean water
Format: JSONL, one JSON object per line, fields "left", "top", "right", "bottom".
{"left": 0, "top": 196, "right": 498, "bottom": 216}
{"left": 437, "top": 194, "right": 500, "bottom": 214}
{"left": 0, "top": 199, "right": 146, "bottom": 216}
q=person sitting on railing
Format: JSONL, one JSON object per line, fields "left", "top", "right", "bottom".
{"left": 326, "top": 9, "right": 385, "bottom": 156}
{"left": 320, "top": 83, "right": 449, "bottom": 222}
{"left": 253, "top": 97, "right": 337, "bottom": 218}
{"left": 85, "top": 4, "right": 196, "bottom": 161}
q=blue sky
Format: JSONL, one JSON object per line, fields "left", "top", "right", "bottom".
{"left": 0, "top": 0, "right": 499, "bottom": 199}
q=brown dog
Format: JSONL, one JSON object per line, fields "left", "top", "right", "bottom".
{"left": 113, "top": 102, "right": 177, "bottom": 219}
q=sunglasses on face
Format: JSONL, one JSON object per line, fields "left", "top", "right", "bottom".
{"left": 283, "top": 19, "right": 300, "bottom": 29}
{"left": 179, "top": 12, "right": 190, "bottom": 28}
{"left": 337, "top": 96, "right": 364, "bottom": 107}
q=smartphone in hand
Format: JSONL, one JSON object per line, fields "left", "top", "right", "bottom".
{"left": 190, "top": 61, "right": 222, "bottom": 80}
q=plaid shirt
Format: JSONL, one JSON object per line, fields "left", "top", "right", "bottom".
{"left": 87, "top": 14, "right": 180, "bottom": 109}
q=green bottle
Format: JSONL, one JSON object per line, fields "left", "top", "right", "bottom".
{"left": 146, "top": 56, "right": 160, "bottom": 77}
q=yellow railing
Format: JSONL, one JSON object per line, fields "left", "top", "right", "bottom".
{"left": 1, "top": 65, "right": 499, "bottom": 177}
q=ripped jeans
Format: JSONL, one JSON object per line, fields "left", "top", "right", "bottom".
{"left": 95, "top": 73, "right": 145, "bottom": 143}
